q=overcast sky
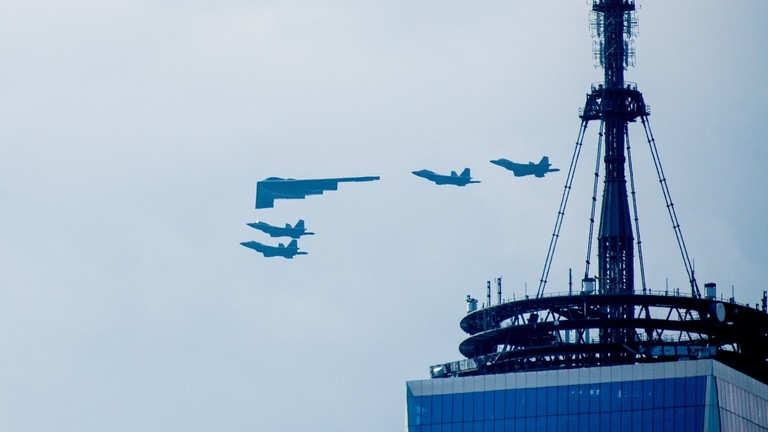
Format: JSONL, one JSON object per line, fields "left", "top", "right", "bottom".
{"left": 1, "top": 1, "right": 767, "bottom": 431}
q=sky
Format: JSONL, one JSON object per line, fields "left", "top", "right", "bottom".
{"left": 1, "top": 1, "right": 767, "bottom": 431}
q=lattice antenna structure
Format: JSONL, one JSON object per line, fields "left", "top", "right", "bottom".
{"left": 590, "top": 4, "right": 638, "bottom": 69}
{"left": 582, "top": 0, "right": 649, "bottom": 349}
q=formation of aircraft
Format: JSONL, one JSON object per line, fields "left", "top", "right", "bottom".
{"left": 255, "top": 176, "right": 380, "bottom": 209}
{"left": 244, "top": 158, "right": 558, "bottom": 259}
{"left": 240, "top": 239, "right": 308, "bottom": 259}
{"left": 412, "top": 168, "right": 480, "bottom": 186}
{"left": 490, "top": 156, "right": 560, "bottom": 178}
{"left": 247, "top": 175, "right": 381, "bottom": 259}
{"left": 247, "top": 219, "right": 315, "bottom": 239}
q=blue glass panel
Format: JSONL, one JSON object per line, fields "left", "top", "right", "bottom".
{"left": 443, "top": 393, "right": 453, "bottom": 423}
{"left": 562, "top": 414, "right": 578, "bottom": 430}
{"left": 696, "top": 376, "right": 706, "bottom": 403}
{"left": 528, "top": 387, "right": 540, "bottom": 417}
{"left": 503, "top": 419, "right": 515, "bottom": 432}
{"left": 663, "top": 379, "right": 675, "bottom": 408}
{"left": 463, "top": 393, "right": 474, "bottom": 422}
{"left": 662, "top": 407, "right": 675, "bottom": 432}
{"left": 532, "top": 415, "right": 545, "bottom": 431}
{"left": 494, "top": 390, "right": 505, "bottom": 420}
{"left": 453, "top": 392, "right": 464, "bottom": 423}
{"left": 609, "top": 411, "right": 622, "bottom": 431}
{"left": 482, "top": 391, "right": 496, "bottom": 420}
{"left": 687, "top": 377, "right": 705, "bottom": 407}
{"left": 418, "top": 396, "right": 430, "bottom": 426}
{"left": 651, "top": 408, "right": 665, "bottom": 431}
{"left": 610, "top": 382, "right": 621, "bottom": 413}
{"left": 484, "top": 391, "right": 495, "bottom": 420}
{"left": 597, "top": 382, "right": 610, "bottom": 413}
{"left": 521, "top": 416, "right": 531, "bottom": 432}
{"left": 473, "top": 420, "right": 483, "bottom": 432}
{"left": 587, "top": 412, "right": 600, "bottom": 431}
{"left": 597, "top": 412, "right": 610, "bottom": 431}
{"left": 685, "top": 406, "right": 705, "bottom": 432}
{"left": 577, "top": 413, "right": 589, "bottom": 431}
{"left": 642, "top": 379, "right": 653, "bottom": 410}
{"left": 619, "top": 381, "right": 631, "bottom": 412}
{"left": 462, "top": 421, "right": 474, "bottom": 432}
{"left": 431, "top": 395, "right": 442, "bottom": 425}
{"left": 543, "top": 386, "right": 556, "bottom": 416}
{"left": 543, "top": 386, "right": 554, "bottom": 416}
{"left": 474, "top": 391, "right": 485, "bottom": 421}
{"left": 556, "top": 386, "right": 573, "bottom": 414}
{"left": 631, "top": 380, "right": 643, "bottom": 409}
{"left": 674, "top": 407, "right": 686, "bottom": 432}
{"left": 518, "top": 389, "right": 528, "bottom": 415}
{"left": 674, "top": 378, "right": 687, "bottom": 407}
{"left": 578, "top": 388, "right": 589, "bottom": 414}
{"left": 415, "top": 395, "right": 426, "bottom": 426}
{"left": 483, "top": 420, "right": 494, "bottom": 432}
{"left": 629, "top": 409, "right": 644, "bottom": 432}
{"left": 494, "top": 419, "right": 504, "bottom": 432}
{"left": 652, "top": 380, "right": 665, "bottom": 409}
{"left": 407, "top": 395, "right": 417, "bottom": 426}
{"left": 505, "top": 389, "right": 517, "bottom": 419}
{"left": 589, "top": 385, "right": 601, "bottom": 414}
{"left": 512, "top": 417, "right": 525, "bottom": 432}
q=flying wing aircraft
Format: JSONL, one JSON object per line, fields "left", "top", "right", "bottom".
{"left": 240, "top": 239, "right": 308, "bottom": 259}
{"left": 255, "top": 176, "right": 380, "bottom": 209}
{"left": 247, "top": 219, "right": 315, "bottom": 239}
{"left": 411, "top": 168, "right": 480, "bottom": 186}
{"left": 490, "top": 156, "right": 560, "bottom": 178}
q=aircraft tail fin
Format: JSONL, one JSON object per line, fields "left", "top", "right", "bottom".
{"left": 294, "top": 219, "right": 305, "bottom": 230}
{"left": 288, "top": 239, "right": 299, "bottom": 249}
{"left": 540, "top": 156, "right": 550, "bottom": 165}
{"left": 460, "top": 168, "right": 471, "bottom": 177}
{"left": 450, "top": 170, "right": 458, "bottom": 177}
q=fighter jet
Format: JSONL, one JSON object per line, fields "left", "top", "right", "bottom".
{"left": 490, "top": 156, "right": 560, "bottom": 178}
{"left": 240, "top": 239, "right": 308, "bottom": 259}
{"left": 255, "top": 176, "right": 380, "bottom": 209}
{"left": 247, "top": 219, "right": 315, "bottom": 239}
{"left": 411, "top": 168, "right": 480, "bottom": 186}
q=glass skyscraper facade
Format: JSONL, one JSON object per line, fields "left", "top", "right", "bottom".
{"left": 406, "top": 360, "right": 768, "bottom": 431}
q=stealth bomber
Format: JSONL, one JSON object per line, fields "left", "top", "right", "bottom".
{"left": 255, "top": 176, "right": 380, "bottom": 209}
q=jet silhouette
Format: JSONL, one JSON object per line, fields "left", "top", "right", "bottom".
{"left": 240, "top": 239, "right": 308, "bottom": 259}
{"left": 412, "top": 168, "right": 480, "bottom": 186}
{"left": 490, "top": 156, "right": 560, "bottom": 178}
{"left": 247, "top": 219, "right": 315, "bottom": 239}
{"left": 255, "top": 176, "right": 380, "bottom": 209}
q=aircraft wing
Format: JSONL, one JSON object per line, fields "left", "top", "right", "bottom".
{"left": 255, "top": 176, "right": 380, "bottom": 209}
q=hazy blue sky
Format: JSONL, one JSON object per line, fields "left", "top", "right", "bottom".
{"left": 1, "top": 1, "right": 766, "bottom": 431}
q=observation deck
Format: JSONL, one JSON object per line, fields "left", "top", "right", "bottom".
{"left": 431, "top": 289, "right": 768, "bottom": 385}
